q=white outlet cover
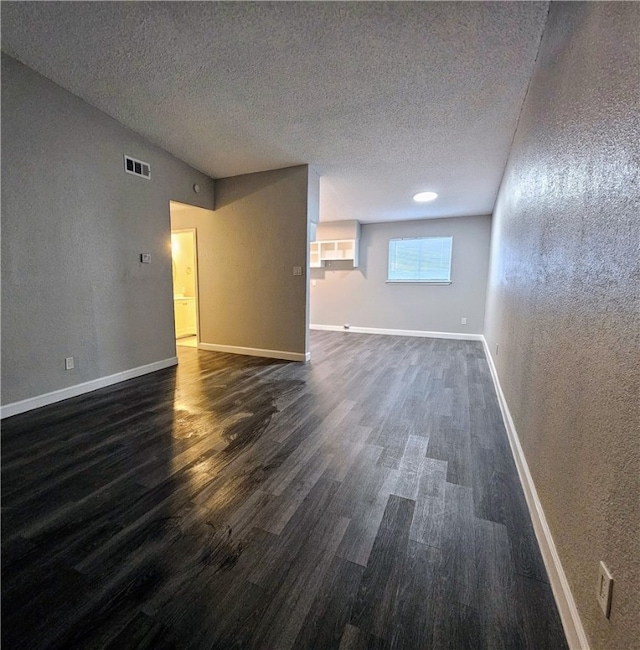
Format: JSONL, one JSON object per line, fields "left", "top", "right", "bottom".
{"left": 597, "top": 561, "right": 613, "bottom": 618}
{"left": 65, "top": 357, "right": 74, "bottom": 370}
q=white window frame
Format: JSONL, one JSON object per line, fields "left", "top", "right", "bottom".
{"left": 387, "top": 236, "right": 453, "bottom": 284}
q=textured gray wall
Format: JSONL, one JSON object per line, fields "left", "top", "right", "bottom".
{"left": 483, "top": 4, "right": 639, "bottom": 648}
{"left": 310, "top": 216, "right": 491, "bottom": 334}
{"left": 1, "top": 55, "right": 215, "bottom": 406}
{"left": 171, "top": 166, "right": 310, "bottom": 355}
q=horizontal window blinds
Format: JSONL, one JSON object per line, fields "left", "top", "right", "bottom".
{"left": 388, "top": 236, "right": 453, "bottom": 282}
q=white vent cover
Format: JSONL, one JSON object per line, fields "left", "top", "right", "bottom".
{"left": 124, "top": 155, "right": 151, "bottom": 179}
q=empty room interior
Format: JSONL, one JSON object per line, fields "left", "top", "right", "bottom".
{"left": 1, "top": 2, "right": 638, "bottom": 650}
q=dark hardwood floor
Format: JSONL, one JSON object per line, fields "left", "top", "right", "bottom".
{"left": 1, "top": 331, "right": 568, "bottom": 649}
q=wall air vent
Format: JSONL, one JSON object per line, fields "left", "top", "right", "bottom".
{"left": 124, "top": 155, "right": 151, "bottom": 180}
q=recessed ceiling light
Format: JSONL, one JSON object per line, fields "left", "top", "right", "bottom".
{"left": 413, "top": 191, "right": 438, "bottom": 203}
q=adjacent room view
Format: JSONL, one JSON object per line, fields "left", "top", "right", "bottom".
{"left": 1, "top": 3, "right": 638, "bottom": 650}
{"left": 171, "top": 228, "right": 199, "bottom": 348}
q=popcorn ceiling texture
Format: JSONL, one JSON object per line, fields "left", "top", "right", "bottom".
{"left": 483, "top": 4, "right": 640, "bottom": 648}
{"left": 0, "top": 1, "right": 548, "bottom": 223}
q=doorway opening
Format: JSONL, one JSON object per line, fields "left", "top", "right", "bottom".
{"left": 171, "top": 228, "right": 199, "bottom": 348}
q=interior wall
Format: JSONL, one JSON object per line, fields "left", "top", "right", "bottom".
{"left": 310, "top": 215, "right": 491, "bottom": 334}
{"left": 1, "top": 54, "right": 214, "bottom": 407}
{"left": 483, "top": 4, "right": 639, "bottom": 648}
{"left": 170, "top": 165, "right": 311, "bottom": 357}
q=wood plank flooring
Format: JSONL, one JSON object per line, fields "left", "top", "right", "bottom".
{"left": 1, "top": 331, "right": 568, "bottom": 649}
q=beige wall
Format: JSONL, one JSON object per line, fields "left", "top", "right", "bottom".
{"left": 311, "top": 215, "right": 491, "bottom": 334}
{"left": 171, "top": 165, "right": 311, "bottom": 357}
{"left": 1, "top": 54, "right": 215, "bottom": 406}
{"left": 484, "top": 4, "right": 640, "bottom": 648}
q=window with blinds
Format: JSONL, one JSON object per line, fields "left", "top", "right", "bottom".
{"left": 387, "top": 236, "right": 453, "bottom": 283}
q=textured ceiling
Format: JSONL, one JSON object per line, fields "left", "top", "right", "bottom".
{"left": 1, "top": 1, "right": 549, "bottom": 223}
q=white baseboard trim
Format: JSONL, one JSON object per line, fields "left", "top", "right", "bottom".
{"left": 198, "top": 342, "right": 309, "bottom": 362}
{"left": 0, "top": 357, "right": 178, "bottom": 420}
{"left": 310, "top": 323, "right": 483, "bottom": 341}
{"left": 480, "top": 336, "right": 589, "bottom": 650}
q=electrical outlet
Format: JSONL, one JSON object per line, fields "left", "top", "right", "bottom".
{"left": 461, "top": 317, "right": 467, "bottom": 325}
{"left": 597, "top": 562, "right": 613, "bottom": 618}
{"left": 311, "top": 280, "right": 317, "bottom": 287}
{"left": 293, "top": 266, "right": 303, "bottom": 276}
{"left": 64, "top": 357, "right": 74, "bottom": 371}
{"left": 140, "top": 253, "right": 151, "bottom": 264}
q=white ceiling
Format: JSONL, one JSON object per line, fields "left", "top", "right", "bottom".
{"left": 1, "top": 1, "right": 549, "bottom": 223}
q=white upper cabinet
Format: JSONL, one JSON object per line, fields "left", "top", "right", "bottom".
{"left": 310, "top": 220, "right": 360, "bottom": 268}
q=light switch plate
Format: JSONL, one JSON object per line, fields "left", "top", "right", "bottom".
{"left": 65, "top": 357, "right": 74, "bottom": 371}
{"left": 597, "top": 561, "right": 613, "bottom": 618}
{"left": 140, "top": 253, "right": 151, "bottom": 264}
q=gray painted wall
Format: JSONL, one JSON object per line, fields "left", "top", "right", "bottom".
{"left": 483, "top": 4, "right": 639, "bottom": 649}
{"left": 310, "top": 216, "right": 491, "bottom": 334}
{"left": 1, "top": 54, "right": 215, "bottom": 406}
{"left": 171, "top": 166, "right": 311, "bottom": 356}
